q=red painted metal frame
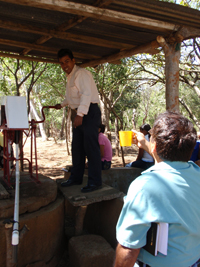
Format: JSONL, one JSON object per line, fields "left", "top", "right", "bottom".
{"left": 1, "top": 106, "right": 57, "bottom": 187}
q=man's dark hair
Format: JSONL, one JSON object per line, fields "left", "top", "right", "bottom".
{"left": 99, "top": 124, "right": 105, "bottom": 133}
{"left": 57, "top": 49, "right": 74, "bottom": 60}
{"left": 140, "top": 123, "right": 151, "bottom": 132}
{"left": 151, "top": 111, "right": 197, "bottom": 162}
{"left": 140, "top": 123, "right": 151, "bottom": 138}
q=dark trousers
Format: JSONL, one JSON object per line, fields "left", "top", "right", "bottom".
{"left": 70, "top": 103, "right": 102, "bottom": 186}
{"left": 101, "top": 160, "right": 111, "bottom": 170}
{"left": 126, "top": 159, "right": 154, "bottom": 170}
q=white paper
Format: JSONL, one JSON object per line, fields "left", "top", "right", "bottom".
{"left": 157, "top": 222, "right": 168, "bottom": 255}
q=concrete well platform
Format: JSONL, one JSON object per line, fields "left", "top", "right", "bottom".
{"left": 64, "top": 167, "right": 144, "bottom": 194}
{"left": 57, "top": 176, "right": 124, "bottom": 248}
{"left": 0, "top": 172, "right": 65, "bottom": 267}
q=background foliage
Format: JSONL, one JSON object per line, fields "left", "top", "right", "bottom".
{"left": 0, "top": 0, "right": 200, "bottom": 137}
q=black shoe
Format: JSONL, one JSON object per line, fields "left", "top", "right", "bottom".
{"left": 81, "top": 184, "right": 102, "bottom": 193}
{"left": 61, "top": 180, "right": 82, "bottom": 187}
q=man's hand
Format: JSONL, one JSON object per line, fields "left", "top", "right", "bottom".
{"left": 54, "top": 104, "right": 62, "bottom": 109}
{"left": 73, "top": 115, "right": 83, "bottom": 128}
{"left": 132, "top": 130, "right": 151, "bottom": 155}
{"left": 132, "top": 130, "right": 146, "bottom": 147}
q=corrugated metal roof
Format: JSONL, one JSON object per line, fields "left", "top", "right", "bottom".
{"left": 0, "top": 0, "right": 199, "bottom": 66}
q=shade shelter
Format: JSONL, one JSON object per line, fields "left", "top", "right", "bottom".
{"left": 0, "top": 0, "right": 200, "bottom": 111}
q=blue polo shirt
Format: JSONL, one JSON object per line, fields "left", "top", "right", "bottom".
{"left": 116, "top": 161, "right": 200, "bottom": 267}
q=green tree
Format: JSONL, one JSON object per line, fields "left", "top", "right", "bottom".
{"left": 90, "top": 59, "right": 141, "bottom": 131}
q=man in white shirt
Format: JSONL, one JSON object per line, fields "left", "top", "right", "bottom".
{"left": 55, "top": 49, "right": 102, "bottom": 193}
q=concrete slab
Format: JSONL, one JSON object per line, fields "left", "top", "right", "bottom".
{"left": 63, "top": 167, "right": 144, "bottom": 194}
{"left": 57, "top": 177, "right": 123, "bottom": 236}
{"left": 57, "top": 176, "right": 123, "bottom": 207}
{"left": 98, "top": 167, "right": 143, "bottom": 194}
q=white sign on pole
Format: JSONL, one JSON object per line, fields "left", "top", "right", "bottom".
{"left": 5, "top": 96, "right": 29, "bottom": 129}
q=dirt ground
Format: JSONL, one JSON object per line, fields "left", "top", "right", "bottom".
{"left": 23, "top": 136, "right": 138, "bottom": 179}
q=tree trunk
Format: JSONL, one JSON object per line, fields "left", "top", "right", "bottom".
{"left": 30, "top": 100, "right": 47, "bottom": 141}
{"left": 100, "top": 97, "right": 110, "bottom": 126}
{"left": 115, "top": 118, "right": 119, "bottom": 157}
{"left": 65, "top": 107, "right": 71, "bottom": 156}
{"left": 60, "top": 107, "right": 66, "bottom": 139}
{"left": 179, "top": 98, "right": 200, "bottom": 130}
{"left": 100, "top": 97, "right": 112, "bottom": 141}
{"left": 157, "top": 36, "right": 181, "bottom": 112}
{"left": 51, "top": 120, "right": 57, "bottom": 143}
{"left": 132, "top": 108, "right": 136, "bottom": 129}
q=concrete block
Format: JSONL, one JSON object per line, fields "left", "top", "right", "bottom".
{"left": 85, "top": 167, "right": 143, "bottom": 194}
{"left": 63, "top": 166, "right": 143, "bottom": 194}
{"left": 69, "top": 235, "right": 115, "bottom": 267}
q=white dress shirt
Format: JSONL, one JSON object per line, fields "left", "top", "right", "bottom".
{"left": 61, "top": 65, "right": 100, "bottom": 117}
{"left": 142, "top": 134, "right": 154, "bottom": 162}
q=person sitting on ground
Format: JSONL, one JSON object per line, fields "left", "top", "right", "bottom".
{"left": 126, "top": 123, "right": 154, "bottom": 170}
{"left": 114, "top": 111, "right": 200, "bottom": 267}
{"left": 98, "top": 123, "right": 112, "bottom": 170}
{"left": 85, "top": 123, "right": 112, "bottom": 170}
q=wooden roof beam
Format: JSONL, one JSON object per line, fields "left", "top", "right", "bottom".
{"left": 0, "top": 19, "right": 133, "bottom": 50}
{"left": 79, "top": 40, "right": 161, "bottom": 68}
{"left": 0, "top": 52, "right": 58, "bottom": 64}
{"left": 0, "top": 38, "right": 58, "bottom": 54}
{"left": 80, "top": 26, "right": 200, "bottom": 68}
{"left": 0, "top": 0, "right": 179, "bottom": 32}
{"left": 174, "top": 26, "right": 200, "bottom": 41}
{"left": 0, "top": 38, "right": 99, "bottom": 60}
{"left": 80, "top": 25, "right": 200, "bottom": 68}
{"left": 21, "top": 0, "right": 115, "bottom": 55}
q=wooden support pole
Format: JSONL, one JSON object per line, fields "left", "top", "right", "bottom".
{"left": 157, "top": 36, "right": 181, "bottom": 112}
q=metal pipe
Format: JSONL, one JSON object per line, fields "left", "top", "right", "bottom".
{"left": 12, "top": 131, "right": 20, "bottom": 250}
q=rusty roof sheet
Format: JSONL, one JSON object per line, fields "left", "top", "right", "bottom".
{"left": 0, "top": 0, "right": 199, "bottom": 67}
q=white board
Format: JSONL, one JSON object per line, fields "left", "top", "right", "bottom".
{"left": 5, "top": 96, "right": 29, "bottom": 129}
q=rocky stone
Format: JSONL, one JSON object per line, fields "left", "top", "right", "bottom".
{"left": 0, "top": 182, "right": 10, "bottom": 199}
{"left": 26, "top": 260, "right": 47, "bottom": 267}
{"left": 0, "top": 173, "right": 57, "bottom": 219}
{"left": 0, "top": 171, "right": 65, "bottom": 267}
{"left": 0, "top": 196, "right": 65, "bottom": 267}
{"left": 69, "top": 234, "right": 115, "bottom": 267}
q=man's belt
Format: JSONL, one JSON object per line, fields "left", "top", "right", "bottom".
{"left": 73, "top": 103, "right": 98, "bottom": 112}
